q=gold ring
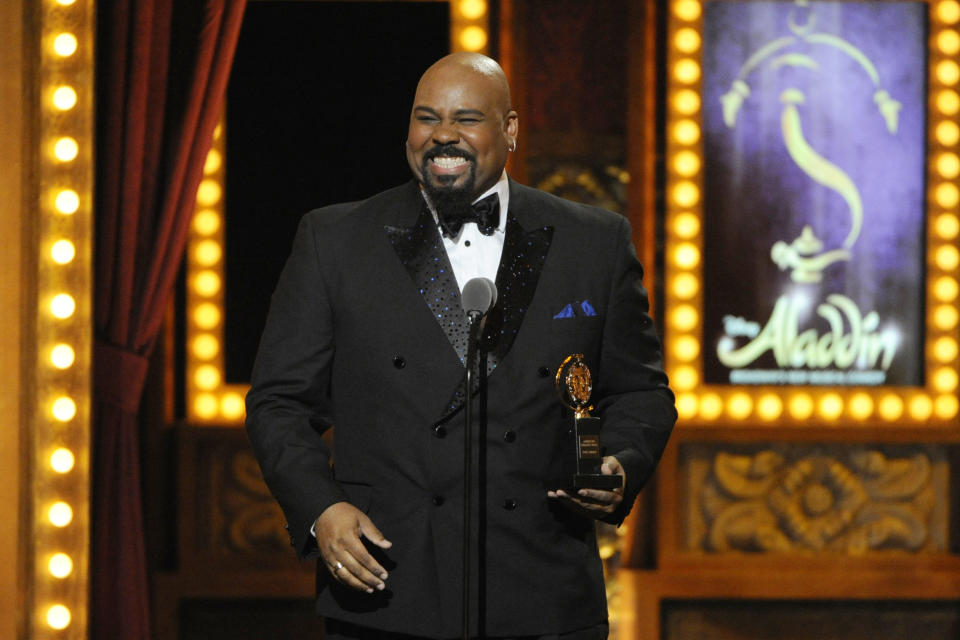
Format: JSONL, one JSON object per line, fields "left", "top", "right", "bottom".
{"left": 335, "top": 561, "right": 344, "bottom": 571}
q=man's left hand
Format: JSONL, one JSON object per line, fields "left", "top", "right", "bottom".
{"left": 547, "top": 456, "right": 625, "bottom": 518}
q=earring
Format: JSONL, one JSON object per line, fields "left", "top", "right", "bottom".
{"left": 509, "top": 141, "right": 517, "bottom": 152}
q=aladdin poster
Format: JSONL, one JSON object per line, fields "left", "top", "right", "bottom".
{"left": 702, "top": 1, "right": 928, "bottom": 387}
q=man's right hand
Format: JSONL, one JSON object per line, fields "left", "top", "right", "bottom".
{"left": 314, "top": 502, "right": 392, "bottom": 593}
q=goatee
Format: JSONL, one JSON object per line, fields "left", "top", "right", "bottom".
{"left": 421, "top": 144, "right": 477, "bottom": 223}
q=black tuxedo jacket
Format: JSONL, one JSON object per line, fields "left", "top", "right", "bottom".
{"left": 245, "top": 180, "right": 676, "bottom": 638}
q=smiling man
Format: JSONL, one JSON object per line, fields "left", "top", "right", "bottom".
{"left": 245, "top": 53, "right": 676, "bottom": 640}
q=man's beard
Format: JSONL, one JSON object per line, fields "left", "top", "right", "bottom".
{"left": 421, "top": 145, "right": 476, "bottom": 223}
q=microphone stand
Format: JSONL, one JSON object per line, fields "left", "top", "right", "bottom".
{"left": 463, "top": 310, "right": 483, "bottom": 640}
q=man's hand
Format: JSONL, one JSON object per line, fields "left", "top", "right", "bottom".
{"left": 314, "top": 502, "right": 392, "bottom": 593}
{"left": 547, "top": 456, "right": 625, "bottom": 518}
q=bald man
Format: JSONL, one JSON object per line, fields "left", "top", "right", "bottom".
{"left": 246, "top": 53, "right": 676, "bottom": 639}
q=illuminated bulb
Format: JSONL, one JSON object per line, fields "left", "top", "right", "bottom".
{"left": 192, "top": 334, "right": 219, "bottom": 360}
{"left": 673, "top": 150, "right": 701, "bottom": 176}
{"left": 933, "top": 366, "right": 959, "bottom": 392}
{"left": 51, "top": 396, "right": 77, "bottom": 422}
{"left": 939, "top": 153, "right": 960, "bottom": 179}
{"left": 194, "top": 270, "right": 221, "bottom": 297}
{"left": 936, "top": 245, "right": 960, "bottom": 271}
{"left": 195, "top": 179, "right": 222, "bottom": 207}
{"left": 671, "top": 273, "right": 699, "bottom": 299}
{"left": 818, "top": 393, "right": 843, "bottom": 420}
{"left": 52, "top": 86, "right": 77, "bottom": 110}
{"left": 459, "top": 26, "right": 488, "bottom": 52}
{"left": 936, "top": 182, "right": 960, "bottom": 208}
{"left": 46, "top": 605, "right": 71, "bottom": 630}
{"left": 55, "top": 189, "right": 80, "bottom": 214}
{"left": 221, "top": 392, "right": 246, "bottom": 419}
{"left": 459, "top": 0, "right": 487, "bottom": 19}
{"left": 673, "top": 59, "right": 701, "bottom": 84}
{"left": 672, "top": 365, "right": 698, "bottom": 391}
{"left": 194, "top": 303, "right": 221, "bottom": 329}
{"left": 673, "top": 89, "right": 701, "bottom": 115}
{"left": 194, "top": 240, "right": 222, "bottom": 266}
{"left": 56, "top": 0, "right": 76, "bottom": 4}
{"left": 53, "top": 137, "right": 79, "bottom": 162}
{"left": 937, "top": 121, "right": 960, "bottom": 146}
{"left": 788, "top": 393, "right": 814, "bottom": 420}
{"left": 934, "top": 276, "right": 959, "bottom": 302}
{"left": 935, "top": 394, "right": 959, "bottom": 419}
{"left": 848, "top": 393, "right": 874, "bottom": 420}
{"left": 194, "top": 393, "right": 218, "bottom": 419}
{"left": 756, "top": 394, "right": 782, "bottom": 421}
{"left": 671, "top": 304, "right": 698, "bottom": 332}
{"left": 673, "top": 242, "right": 700, "bottom": 269}
{"left": 672, "top": 181, "right": 700, "bottom": 207}
{"left": 878, "top": 394, "right": 904, "bottom": 421}
{"left": 673, "top": 0, "right": 702, "bottom": 21}
{"left": 727, "top": 393, "right": 753, "bottom": 420}
{"left": 48, "top": 502, "right": 73, "bottom": 527}
{"left": 194, "top": 364, "right": 221, "bottom": 390}
{"left": 934, "top": 304, "right": 959, "bottom": 330}
{"left": 213, "top": 123, "right": 223, "bottom": 140}
{"left": 676, "top": 393, "right": 698, "bottom": 420}
{"left": 673, "top": 335, "right": 700, "bottom": 361}
{"left": 673, "top": 119, "right": 700, "bottom": 145}
{"left": 938, "top": 60, "right": 960, "bottom": 85}
{"left": 204, "top": 149, "right": 222, "bottom": 175}
{"left": 50, "top": 448, "right": 75, "bottom": 473}
{"left": 193, "top": 210, "right": 221, "bottom": 235}
{"left": 48, "top": 553, "right": 73, "bottom": 578}
{"left": 50, "top": 293, "right": 76, "bottom": 319}
{"left": 50, "top": 343, "right": 75, "bottom": 369}
{"left": 908, "top": 394, "right": 933, "bottom": 420}
{"left": 699, "top": 393, "right": 723, "bottom": 420}
{"left": 938, "top": 90, "right": 960, "bottom": 115}
{"left": 673, "top": 213, "right": 700, "bottom": 238}
{"left": 50, "top": 239, "right": 76, "bottom": 264}
{"left": 674, "top": 28, "right": 701, "bottom": 53}
{"left": 940, "top": 29, "right": 960, "bottom": 54}
{"left": 52, "top": 33, "right": 78, "bottom": 57}
{"left": 933, "top": 336, "right": 959, "bottom": 361}
{"left": 938, "top": 1, "right": 960, "bottom": 24}
{"left": 936, "top": 213, "right": 960, "bottom": 239}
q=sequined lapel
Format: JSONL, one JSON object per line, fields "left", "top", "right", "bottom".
{"left": 436, "top": 209, "right": 554, "bottom": 423}
{"left": 384, "top": 205, "right": 471, "bottom": 365}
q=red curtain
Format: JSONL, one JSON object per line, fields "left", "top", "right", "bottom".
{"left": 93, "top": 1, "right": 245, "bottom": 637}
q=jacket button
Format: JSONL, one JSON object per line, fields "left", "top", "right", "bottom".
{"left": 503, "top": 430, "right": 516, "bottom": 443}
{"left": 432, "top": 495, "right": 445, "bottom": 506}
{"left": 502, "top": 499, "right": 517, "bottom": 510}
{"left": 393, "top": 356, "right": 406, "bottom": 369}
{"left": 537, "top": 366, "right": 550, "bottom": 378}
{"left": 433, "top": 425, "right": 447, "bottom": 439}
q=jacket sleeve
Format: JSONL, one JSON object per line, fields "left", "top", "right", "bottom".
{"left": 595, "top": 215, "right": 677, "bottom": 525}
{"left": 245, "top": 212, "right": 347, "bottom": 558}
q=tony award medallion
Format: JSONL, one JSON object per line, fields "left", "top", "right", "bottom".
{"left": 556, "top": 354, "right": 621, "bottom": 490}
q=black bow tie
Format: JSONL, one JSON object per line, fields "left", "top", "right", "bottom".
{"left": 438, "top": 193, "right": 500, "bottom": 238}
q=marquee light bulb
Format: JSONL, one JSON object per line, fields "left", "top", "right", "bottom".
{"left": 46, "top": 605, "right": 71, "bottom": 630}
{"left": 459, "top": 26, "right": 488, "bottom": 52}
{"left": 672, "top": 181, "right": 700, "bottom": 208}
{"left": 934, "top": 304, "right": 959, "bottom": 330}
{"left": 933, "top": 336, "right": 959, "bottom": 361}
{"left": 458, "top": 0, "right": 486, "bottom": 20}
{"left": 938, "top": 60, "right": 960, "bottom": 85}
{"left": 52, "top": 86, "right": 77, "bottom": 110}
{"left": 671, "top": 273, "right": 699, "bottom": 299}
{"left": 673, "top": 242, "right": 701, "bottom": 269}
{"left": 936, "top": 245, "right": 960, "bottom": 271}
{"left": 757, "top": 394, "right": 782, "bottom": 421}
{"left": 53, "top": 137, "right": 79, "bottom": 162}
{"left": 672, "top": 365, "right": 698, "bottom": 391}
{"left": 50, "top": 343, "right": 76, "bottom": 369}
{"left": 848, "top": 393, "right": 874, "bottom": 420}
{"left": 671, "top": 304, "right": 699, "bottom": 332}
{"left": 788, "top": 393, "right": 814, "bottom": 420}
{"left": 194, "top": 240, "right": 222, "bottom": 266}
{"left": 673, "top": 120, "right": 701, "bottom": 145}
{"left": 194, "top": 271, "right": 221, "bottom": 297}
{"left": 934, "top": 276, "right": 959, "bottom": 302}
{"left": 50, "top": 448, "right": 75, "bottom": 473}
{"left": 50, "top": 293, "right": 76, "bottom": 319}
{"left": 675, "top": 28, "right": 701, "bottom": 53}
{"left": 936, "top": 121, "right": 960, "bottom": 146}
{"left": 939, "top": 29, "right": 960, "bottom": 54}
{"left": 673, "top": 89, "right": 701, "bottom": 115}
{"left": 935, "top": 213, "right": 959, "bottom": 240}
{"left": 699, "top": 393, "right": 723, "bottom": 420}
{"left": 934, "top": 367, "right": 959, "bottom": 392}
{"left": 48, "top": 553, "right": 74, "bottom": 578}
{"left": 55, "top": 189, "right": 80, "bottom": 214}
{"left": 673, "top": 213, "right": 700, "bottom": 238}
{"left": 673, "top": 335, "right": 700, "bottom": 361}
{"left": 727, "top": 393, "right": 753, "bottom": 420}
{"left": 819, "top": 393, "right": 843, "bottom": 420}
{"left": 51, "top": 239, "right": 76, "bottom": 264}
{"left": 194, "top": 303, "right": 221, "bottom": 329}
{"left": 908, "top": 395, "right": 933, "bottom": 420}
{"left": 676, "top": 393, "right": 698, "bottom": 420}
{"left": 938, "top": 90, "right": 960, "bottom": 115}
{"left": 203, "top": 149, "right": 222, "bottom": 175}
{"left": 937, "top": 1, "right": 960, "bottom": 25}
{"left": 674, "top": 0, "right": 702, "bottom": 21}
{"left": 936, "top": 182, "right": 960, "bottom": 208}
{"left": 935, "top": 394, "right": 959, "bottom": 419}
{"left": 221, "top": 392, "right": 246, "bottom": 419}
{"left": 52, "top": 396, "right": 77, "bottom": 422}
{"left": 48, "top": 502, "right": 73, "bottom": 527}
{"left": 938, "top": 153, "right": 960, "bottom": 179}
{"left": 195, "top": 179, "right": 222, "bottom": 207}
{"left": 673, "top": 59, "right": 701, "bottom": 84}
{"left": 52, "top": 33, "right": 78, "bottom": 57}
{"left": 194, "top": 393, "right": 218, "bottom": 419}
{"left": 194, "top": 365, "right": 221, "bottom": 390}
{"left": 673, "top": 150, "right": 701, "bottom": 176}
{"left": 192, "top": 334, "right": 219, "bottom": 360}
{"left": 193, "top": 210, "right": 221, "bottom": 235}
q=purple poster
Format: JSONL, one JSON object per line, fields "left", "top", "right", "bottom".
{"left": 702, "top": 1, "right": 928, "bottom": 387}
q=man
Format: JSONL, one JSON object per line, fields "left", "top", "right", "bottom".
{"left": 245, "top": 53, "right": 676, "bottom": 639}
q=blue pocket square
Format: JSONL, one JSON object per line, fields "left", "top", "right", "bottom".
{"left": 553, "top": 300, "right": 598, "bottom": 319}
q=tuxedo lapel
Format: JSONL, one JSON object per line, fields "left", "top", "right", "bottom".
{"left": 384, "top": 202, "right": 471, "bottom": 367}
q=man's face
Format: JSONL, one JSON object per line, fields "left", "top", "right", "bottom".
{"left": 405, "top": 66, "right": 518, "bottom": 201}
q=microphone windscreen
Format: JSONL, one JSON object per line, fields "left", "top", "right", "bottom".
{"left": 462, "top": 277, "right": 497, "bottom": 315}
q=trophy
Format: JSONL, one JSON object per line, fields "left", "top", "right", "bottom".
{"left": 555, "top": 354, "right": 622, "bottom": 490}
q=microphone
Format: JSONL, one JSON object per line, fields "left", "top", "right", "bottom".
{"left": 461, "top": 277, "right": 497, "bottom": 319}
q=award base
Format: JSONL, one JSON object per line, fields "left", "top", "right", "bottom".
{"left": 570, "top": 416, "right": 623, "bottom": 491}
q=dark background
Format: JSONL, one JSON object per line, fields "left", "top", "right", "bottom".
{"left": 223, "top": 1, "right": 450, "bottom": 382}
